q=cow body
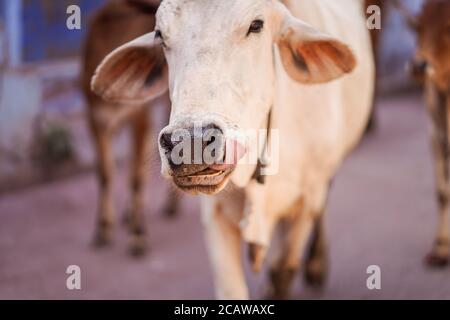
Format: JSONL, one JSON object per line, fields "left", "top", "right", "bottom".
{"left": 201, "top": 0, "right": 374, "bottom": 299}
{"left": 82, "top": 0, "right": 178, "bottom": 256}
{"left": 92, "top": 0, "right": 374, "bottom": 298}
{"left": 419, "top": 0, "right": 450, "bottom": 267}
{"left": 396, "top": 0, "right": 450, "bottom": 267}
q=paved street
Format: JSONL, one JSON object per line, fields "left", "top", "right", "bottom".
{"left": 1, "top": 93, "right": 450, "bottom": 300}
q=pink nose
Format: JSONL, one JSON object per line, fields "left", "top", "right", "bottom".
{"left": 209, "top": 138, "right": 247, "bottom": 170}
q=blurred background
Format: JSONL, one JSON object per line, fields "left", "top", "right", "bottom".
{"left": 1, "top": 0, "right": 450, "bottom": 299}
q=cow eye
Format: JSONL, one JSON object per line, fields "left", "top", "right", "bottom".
{"left": 247, "top": 19, "right": 264, "bottom": 36}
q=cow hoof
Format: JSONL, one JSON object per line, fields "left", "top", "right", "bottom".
{"left": 163, "top": 201, "right": 179, "bottom": 219}
{"left": 92, "top": 229, "right": 113, "bottom": 248}
{"left": 426, "top": 241, "right": 449, "bottom": 268}
{"left": 122, "top": 209, "right": 132, "bottom": 227}
{"left": 425, "top": 252, "right": 449, "bottom": 268}
{"left": 129, "top": 236, "right": 148, "bottom": 258}
{"left": 303, "top": 259, "right": 327, "bottom": 288}
{"left": 304, "top": 268, "right": 326, "bottom": 288}
{"left": 248, "top": 243, "right": 267, "bottom": 273}
{"left": 265, "top": 268, "right": 296, "bottom": 300}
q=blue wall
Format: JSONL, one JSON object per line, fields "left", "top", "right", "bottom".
{"left": 380, "top": 0, "right": 423, "bottom": 77}
{"left": 22, "top": 0, "right": 105, "bottom": 62}
{"left": 0, "top": 2, "right": 4, "bottom": 19}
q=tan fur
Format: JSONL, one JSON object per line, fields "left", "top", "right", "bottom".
{"left": 397, "top": 0, "right": 450, "bottom": 266}
{"left": 415, "top": 1, "right": 450, "bottom": 92}
{"left": 82, "top": 0, "right": 177, "bottom": 255}
{"left": 425, "top": 81, "right": 450, "bottom": 266}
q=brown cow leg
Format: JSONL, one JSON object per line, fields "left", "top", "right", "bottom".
{"left": 90, "top": 118, "right": 116, "bottom": 247}
{"left": 303, "top": 214, "right": 328, "bottom": 288}
{"left": 127, "top": 108, "right": 151, "bottom": 257}
{"left": 426, "top": 83, "right": 450, "bottom": 267}
{"left": 266, "top": 204, "right": 314, "bottom": 299}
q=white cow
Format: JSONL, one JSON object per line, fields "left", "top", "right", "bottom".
{"left": 92, "top": 0, "right": 374, "bottom": 299}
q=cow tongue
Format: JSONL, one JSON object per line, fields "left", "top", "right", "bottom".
{"left": 209, "top": 138, "right": 247, "bottom": 171}
{"left": 176, "top": 164, "right": 210, "bottom": 177}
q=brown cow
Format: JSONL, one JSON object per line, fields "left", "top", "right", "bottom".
{"left": 395, "top": 0, "right": 450, "bottom": 267}
{"left": 81, "top": 0, "right": 177, "bottom": 256}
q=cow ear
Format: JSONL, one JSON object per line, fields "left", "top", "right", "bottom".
{"left": 276, "top": 16, "right": 356, "bottom": 84}
{"left": 91, "top": 32, "right": 168, "bottom": 104}
{"left": 126, "top": 0, "right": 160, "bottom": 14}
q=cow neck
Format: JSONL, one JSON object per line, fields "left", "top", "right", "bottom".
{"left": 252, "top": 107, "right": 273, "bottom": 185}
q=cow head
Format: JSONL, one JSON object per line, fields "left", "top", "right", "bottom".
{"left": 395, "top": 0, "right": 450, "bottom": 91}
{"left": 92, "top": 0, "right": 356, "bottom": 195}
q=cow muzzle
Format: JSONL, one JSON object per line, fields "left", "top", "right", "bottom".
{"left": 159, "top": 122, "right": 246, "bottom": 194}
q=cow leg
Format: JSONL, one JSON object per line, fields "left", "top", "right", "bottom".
{"left": 162, "top": 188, "right": 180, "bottom": 218}
{"left": 426, "top": 85, "right": 450, "bottom": 267}
{"left": 127, "top": 108, "right": 150, "bottom": 257}
{"left": 90, "top": 117, "right": 116, "bottom": 247}
{"left": 202, "top": 202, "right": 248, "bottom": 299}
{"left": 267, "top": 209, "right": 314, "bottom": 299}
{"left": 303, "top": 214, "right": 328, "bottom": 287}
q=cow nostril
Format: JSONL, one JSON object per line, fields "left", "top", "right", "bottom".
{"left": 202, "top": 124, "right": 223, "bottom": 144}
{"left": 203, "top": 124, "right": 223, "bottom": 133}
{"left": 202, "top": 124, "right": 224, "bottom": 161}
{"left": 160, "top": 133, "right": 174, "bottom": 152}
{"left": 160, "top": 124, "right": 225, "bottom": 166}
{"left": 205, "top": 135, "right": 217, "bottom": 147}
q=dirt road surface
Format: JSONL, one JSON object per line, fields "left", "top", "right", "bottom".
{"left": 1, "top": 93, "right": 450, "bottom": 299}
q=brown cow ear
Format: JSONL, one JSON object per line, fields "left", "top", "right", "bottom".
{"left": 125, "top": 0, "right": 160, "bottom": 15}
{"left": 276, "top": 16, "right": 356, "bottom": 84}
{"left": 91, "top": 32, "right": 168, "bottom": 104}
